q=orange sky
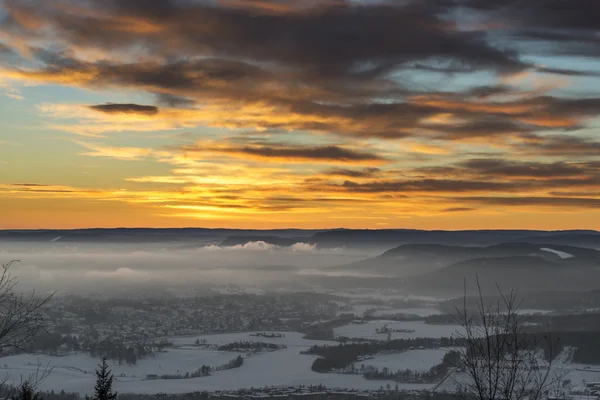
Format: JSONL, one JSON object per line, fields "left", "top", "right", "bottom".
{"left": 1, "top": 0, "right": 599, "bottom": 229}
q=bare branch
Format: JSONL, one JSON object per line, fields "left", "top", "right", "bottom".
{"left": 452, "top": 275, "right": 561, "bottom": 400}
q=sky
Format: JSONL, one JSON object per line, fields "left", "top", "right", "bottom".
{"left": 0, "top": 0, "right": 599, "bottom": 230}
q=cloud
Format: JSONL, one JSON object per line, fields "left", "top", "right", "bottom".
{"left": 291, "top": 242, "right": 317, "bottom": 252}
{"left": 88, "top": 103, "right": 159, "bottom": 115}
{"left": 126, "top": 176, "right": 189, "bottom": 184}
{"left": 1, "top": 0, "right": 600, "bottom": 226}
{"left": 457, "top": 159, "right": 593, "bottom": 179}
{"left": 179, "top": 142, "right": 385, "bottom": 164}
{"left": 517, "top": 135, "right": 600, "bottom": 157}
{"left": 456, "top": 196, "right": 600, "bottom": 209}
{"left": 460, "top": 0, "right": 600, "bottom": 57}
{"left": 338, "top": 179, "right": 524, "bottom": 193}
{"left": 323, "top": 167, "right": 381, "bottom": 178}
{"left": 1, "top": 0, "right": 525, "bottom": 74}
{"left": 201, "top": 241, "right": 279, "bottom": 251}
{"left": 74, "top": 140, "right": 153, "bottom": 160}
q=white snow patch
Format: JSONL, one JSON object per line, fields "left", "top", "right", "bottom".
{"left": 373, "top": 308, "right": 444, "bottom": 317}
{"left": 360, "top": 349, "right": 448, "bottom": 372}
{"left": 540, "top": 248, "right": 574, "bottom": 259}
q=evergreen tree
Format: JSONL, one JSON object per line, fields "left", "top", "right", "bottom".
{"left": 11, "top": 381, "right": 42, "bottom": 400}
{"left": 92, "top": 358, "right": 117, "bottom": 400}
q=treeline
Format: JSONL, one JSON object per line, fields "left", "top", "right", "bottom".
{"left": 3, "top": 331, "right": 172, "bottom": 366}
{"left": 546, "top": 331, "right": 600, "bottom": 364}
{"left": 304, "top": 336, "right": 462, "bottom": 372}
{"left": 155, "top": 356, "right": 244, "bottom": 380}
{"left": 217, "top": 341, "right": 286, "bottom": 352}
{"left": 117, "top": 386, "right": 461, "bottom": 400}
{"left": 300, "top": 316, "right": 356, "bottom": 340}
{"left": 24, "top": 332, "right": 81, "bottom": 355}
{"left": 363, "top": 351, "right": 460, "bottom": 383}
{"left": 86, "top": 339, "right": 172, "bottom": 365}
{"left": 0, "top": 387, "right": 80, "bottom": 400}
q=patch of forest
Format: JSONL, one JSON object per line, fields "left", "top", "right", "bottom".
{"left": 217, "top": 341, "right": 287, "bottom": 352}
{"left": 151, "top": 355, "right": 244, "bottom": 380}
{"left": 303, "top": 337, "right": 461, "bottom": 372}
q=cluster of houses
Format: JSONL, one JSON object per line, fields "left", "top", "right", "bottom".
{"left": 41, "top": 294, "right": 339, "bottom": 344}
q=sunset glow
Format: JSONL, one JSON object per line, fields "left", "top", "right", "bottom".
{"left": 1, "top": 0, "right": 599, "bottom": 229}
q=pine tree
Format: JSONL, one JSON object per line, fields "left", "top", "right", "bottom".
{"left": 92, "top": 358, "right": 117, "bottom": 400}
{"left": 11, "top": 381, "right": 42, "bottom": 400}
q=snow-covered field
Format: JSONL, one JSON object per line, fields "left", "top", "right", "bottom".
{"left": 373, "top": 308, "right": 443, "bottom": 317}
{"left": 435, "top": 347, "right": 600, "bottom": 394}
{"left": 334, "top": 321, "right": 460, "bottom": 340}
{"left": 0, "top": 349, "right": 234, "bottom": 378}
{"left": 336, "top": 303, "right": 443, "bottom": 317}
{"left": 359, "top": 349, "right": 448, "bottom": 372}
{"left": 169, "top": 331, "right": 330, "bottom": 348}
{"left": 0, "top": 331, "right": 436, "bottom": 395}
{"left": 518, "top": 309, "right": 553, "bottom": 315}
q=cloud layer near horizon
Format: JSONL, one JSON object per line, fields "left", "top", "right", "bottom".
{"left": 0, "top": 0, "right": 599, "bottom": 229}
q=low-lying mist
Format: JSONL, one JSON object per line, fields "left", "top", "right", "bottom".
{"left": 0, "top": 241, "right": 381, "bottom": 295}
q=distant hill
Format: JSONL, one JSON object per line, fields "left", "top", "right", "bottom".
{"left": 438, "top": 289, "right": 600, "bottom": 313}
{"left": 332, "top": 242, "right": 600, "bottom": 277}
{"left": 326, "top": 242, "right": 600, "bottom": 295}
{"left": 405, "top": 253, "right": 600, "bottom": 295}
{"left": 0, "top": 228, "right": 597, "bottom": 251}
{"left": 0, "top": 228, "right": 320, "bottom": 244}
{"left": 308, "top": 229, "right": 600, "bottom": 249}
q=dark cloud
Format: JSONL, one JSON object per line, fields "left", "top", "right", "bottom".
{"left": 2, "top": 0, "right": 525, "bottom": 76}
{"left": 0, "top": 42, "right": 13, "bottom": 54}
{"left": 323, "top": 167, "right": 381, "bottom": 178}
{"left": 339, "top": 179, "right": 523, "bottom": 193}
{"left": 180, "top": 143, "right": 384, "bottom": 163}
{"left": 518, "top": 135, "right": 600, "bottom": 157}
{"left": 11, "top": 183, "right": 50, "bottom": 187}
{"left": 1, "top": 0, "right": 600, "bottom": 160}
{"left": 460, "top": 0, "right": 600, "bottom": 31}
{"left": 456, "top": 196, "right": 600, "bottom": 209}
{"left": 154, "top": 93, "right": 196, "bottom": 108}
{"left": 442, "top": 207, "right": 474, "bottom": 212}
{"left": 460, "top": 0, "right": 600, "bottom": 56}
{"left": 458, "top": 159, "right": 589, "bottom": 178}
{"left": 536, "top": 66, "right": 600, "bottom": 77}
{"left": 9, "top": 49, "right": 600, "bottom": 142}
{"left": 89, "top": 103, "right": 159, "bottom": 115}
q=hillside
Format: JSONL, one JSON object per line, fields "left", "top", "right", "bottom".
{"left": 331, "top": 242, "right": 600, "bottom": 278}
{"left": 405, "top": 254, "right": 600, "bottom": 295}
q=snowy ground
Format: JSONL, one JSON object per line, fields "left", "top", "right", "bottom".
{"left": 435, "top": 347, "right": 600, "bottom": 394}
{"left": 334, "top": 320, "right": 461, "bottom": 340}
{"left": 0, "top": 331, "right": 435, "bottom": 395}
{"left": 0, "top": 349, "right": 234, "bottom": 378}
{"left": 373, "top": 308, "right": 444, "bottom": 317}
{"left": 328, "top": 291, "right": 448, "bottom": 302}
{"left": 358, "top": 349, "right": 448, "bottom": 372}
{"left": 518, "top": 309, "right": 553, "bottom": 315}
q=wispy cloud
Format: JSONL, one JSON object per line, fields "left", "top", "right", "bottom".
{"left": 74, "top": 140, "right": 153, "bottom": 161}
